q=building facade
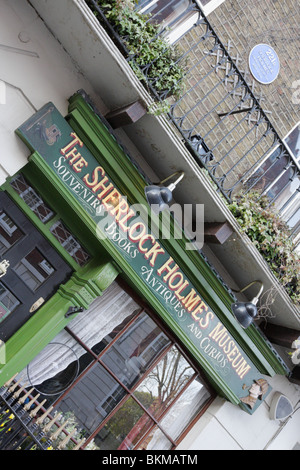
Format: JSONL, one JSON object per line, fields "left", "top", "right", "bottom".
{"left": 0, "top": 0, "right": 299, "bottom": 451}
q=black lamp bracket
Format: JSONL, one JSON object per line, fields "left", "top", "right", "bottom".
{"left": 232, "top": 280, "right": 264, "bottom": 305}
{"left": 158, "top": 171, "right": 185, "bottom": 190}
{"left": 65, "top": 306, "right": 84, "bottom": 318}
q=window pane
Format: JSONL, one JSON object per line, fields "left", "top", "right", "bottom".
{"left": 14, "top": 248, "right": 54, "bottom": 291}
{"left": 287, "top": 206, "right": 300, "bottom": 229}
{"left": 138, "top": 0, "right": 189, "bottom": 25}
{"left": 19, "top": 330, "right": 95, "bottom": 408}
{"left": 159, "top": 377, "right": 211, "bottom": 440}
{"left": 133, "top": 346, "right": 195, "bottom": 419}
{"left": 138, "top": 425, "right": 173, "bottom": 450}
{"left": 266, "top": 165, "right": 295, "bottom": 202}
{"left": 91, "top": 397, "right": 154, "bottom": 450}
{"left": 10, "top": 174, "right": 54, "bottom": 223}
{"left": 67, "top": 282, "right": 141, "bottom": 355}
{"left": 57, "top": 363, "right": 127, "bottom": 436}
{"left": 50, "top": 220, "right": 90, "bottom": 266}
{"left": 27, "top": 340, "right": 87, "bottom": 398}
{"left": 285, "top": 123, "right": 300, "bottom": 161}
{"left": 101, "top": 312, "right": 170, "bottom": 388}
{"left": 0, "top": 212, "right": 23, "bottom": 254}
{"left": 0, "top": 282, "right": 20, "bottom": 322}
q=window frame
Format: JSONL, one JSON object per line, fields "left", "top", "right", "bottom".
{"left": 195, "top": 0, "right": 226, "bottom": 16}
{"left": 136, "top": 0, "right": 226, "bottom": 45}
{"left": 7, "top": 173, "right": 91, "bottom": 269}
{"left": 0, "top": 282, "right": 20, "bottom": 319}
{"left": 51, "top": 277, "right": 215, "bottom": 450}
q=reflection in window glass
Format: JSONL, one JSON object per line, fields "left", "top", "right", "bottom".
{"left": 14, "top": 248, "right": 54, "bottom": 291}
{"left": 137, "top": 0, "right": 199, "bottom": 44}
{"left": 92, "top": 397, "right": 153, "bottom": 450}
{"left": 266, "top": 165, "right": 295, "bottom": 203}
{"left": 27, "top": 343, "right": 79, "bottom": 396}
{"left": 284, "top": 122, "right": 300, "bottom": 162}
{"left": 139, "top": 0, "right": 189, "bottom": 26}
{"left": 246, "top": 141, "right": 300, "bottom": 229}
{"left": 249, "top": 148, "right": 286, "bottom": 192}
{"left": 58, "top": 363, "right": 127, "bottom": 435}
{"left": 159, "top": 378, "right": 210, "bottom": 441}
{"left": 134, "top": 346, "right": 194, "bottom": 418}
{"left": 271, "top": 176, "right": 300, "bottom": 212}
{"left": 0, "top": 212, "right": 23, "bottom": 255}
{"left": 92, "top": 309, "right": 139, "bottom": 356}
{"left": 138, "top": 425, "right": 172, "bottom": 450}
{"left": 287, "top": 207, "right": 300, "bottom": 229}
{"left": 101, "top": 312, "right": 170, "bottom": 388}
{"left": 0, "top": 282, "right": 20, "bottom": 322}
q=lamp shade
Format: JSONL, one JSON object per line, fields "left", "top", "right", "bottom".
{"left": 144, "top": 171, "right": 184, "bottom": 214}
{"left": 269, "top": 392, "right": 294, "bottom": 420}
{"left": 231, "top": 280, "right": 264, "bottom": 329}
{"left": 144, "top": 185, "right": 173, "bottom": 214}
{"left": 231, "top": 301, "right": 258, "bottom": 329}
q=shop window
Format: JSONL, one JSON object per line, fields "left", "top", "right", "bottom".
{"left": 19, "top": 281, "right": 212, "bottom": 450}
{"left": 101, "top": 312, "right": 170, "bottom": 389}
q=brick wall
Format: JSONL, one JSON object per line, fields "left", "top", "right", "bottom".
{"left": 207, "top": 0, "right": 300, "bottom": 139}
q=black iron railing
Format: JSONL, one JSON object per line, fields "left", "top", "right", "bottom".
{"left": 85, "top": 0, "right": 300, "bottom": 243}
{"left": 0, "top": 375, "right": 84, "bottom": 450}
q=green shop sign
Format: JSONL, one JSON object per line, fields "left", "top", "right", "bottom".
{"left": 17, "top": 102, "right": 271, "bottom": 413}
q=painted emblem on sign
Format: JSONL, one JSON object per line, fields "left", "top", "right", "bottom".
{"left": 240, "top": 378, "right": 269, "bottom": 409}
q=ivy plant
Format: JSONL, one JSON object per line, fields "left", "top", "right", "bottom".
{"left": 88, "top": 0, "right": 186, "bottom": 99}
{"left": 228, "top": 192, "right": 299, "bottom": 307}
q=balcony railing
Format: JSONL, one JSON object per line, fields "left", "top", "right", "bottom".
{"left": 85, "top": 0, "right": 300, "bottom": 246}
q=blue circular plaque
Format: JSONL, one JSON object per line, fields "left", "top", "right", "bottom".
{"left": 249, "top": 44, "right": 280, "bottom": 84}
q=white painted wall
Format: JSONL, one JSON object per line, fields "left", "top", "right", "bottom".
{"left": 0, "top": 0, "right": 106, "bottom": 185}
{"left": 178, "top": 375, "right": 300, "bottom": 450}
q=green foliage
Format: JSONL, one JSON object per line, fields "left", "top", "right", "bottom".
{"left": 147, "top": 99, "right": 171, "bottom": 116}
{"left": 89, "top": 0, "right": 186, "bottom": 98}
{"left": 228, "top": 192, "right": 300, "bottom": 307}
